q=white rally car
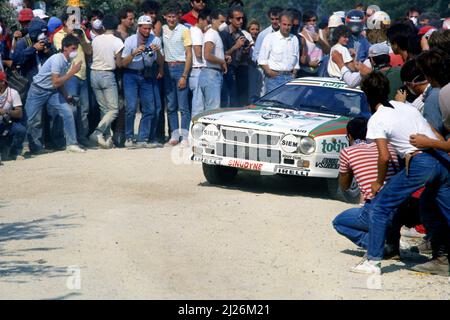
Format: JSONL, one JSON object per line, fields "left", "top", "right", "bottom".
{"left": 190, "top": 77, "right": 371, "bottom": 202}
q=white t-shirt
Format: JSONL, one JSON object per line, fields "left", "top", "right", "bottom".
{"left": 0, "top": 87, "right": 22, "bottom": 111}
{"left": 203, "top": 28, "right": 224, "bottom": 69}
{"left": 190, "top": 26, "right": 205, "bottom": 68}
{"left": 91, "top": 34, "right": 125, "bottom": 71}
{"left": 366, "top": 101, "right": 437, "bottom": 158}
{"left": 328, "top": 43, "right": 353, "bottom": 78}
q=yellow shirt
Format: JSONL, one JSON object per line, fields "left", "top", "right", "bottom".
{"left": 53, "top": 29, "right": 90, "bottom": 80}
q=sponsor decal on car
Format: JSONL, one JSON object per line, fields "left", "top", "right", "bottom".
{"left": 201, "top": 117, "right": 219, "bottom": 122}
{"left": 203, "top": 156, "right": 223, "bottom": 165}
{"left": 228, "top": 159, "right": 264, "bottom": 171}
{"left": 320, "top": 139, "right": 348, "bottom": 153}
{"left": 261, "top": 112, "right": 289, "bottom": 120}
{"left": 275, "top": 167, "right": 310, "bottom": 176}
{"left": 290, "top": 128, "right": 308, "bottom": 134}
{"left": 316, "top": 158, "right": 340, "bottom": 169}
{"left": 236, "top": 119, "right": 274, "bottom": 127}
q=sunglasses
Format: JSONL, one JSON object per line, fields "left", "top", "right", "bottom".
{"left": 194, "top": 0, "right": 206, "bottom": 3}
{"left": 234, "top": 17, "right": 244, "bottom": 21}
{"left": 307, "top": 19, "right": 317, "bottom": 22}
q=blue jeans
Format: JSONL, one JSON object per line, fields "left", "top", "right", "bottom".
{"left": 65, "top": 76, "right": 89, "bottom": 142}
{"left": 123, "top": 70, "right": 161, "bottom": 143}
{"left": 0, "top": 122, "right": 26, "bottom": 157}
{"left": 164, "top": 63, "right": 190, "bottom": 141}
{"left": 25, "top": 84, "right": 78, "bottom": 153}
{"left": 221, "top": 65, "right": 238, "bottom": 108}
{"left": 248, "top": 63, "right": 264, "bottom": 103}
{"left": 189, "top": 68, "right": 204, "bottom": 118}
{"left": 333, "top": 201, "right": 406, "bottom": 250}
{"left": 265, "top": 74, "right": 294, "bottom": 93}
{"left": 333, "top": 203, "right": 371, "bottom": 249}
{"left": 367, "top": 152, "right": 450, "bottom": 260}
{"left": 199, "top": 68, "right": 222, "bottom": 112}
{"left": 90, "top": 70, "right": 119, "bottom": 138}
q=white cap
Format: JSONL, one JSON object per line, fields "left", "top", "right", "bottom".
{"left": 92, "top": 19, "right": 103, "bottom": 30}
{"left": 366, "top": 11, "right": 391, "bottom": 30}
{"left": 328, "top": 14, "right": 344, "bottom": 28}
{"left": 137, "top": 15, "right": 152, "bottom": 25}
{"left": 333, "top": 11, "right": 346, "bottom": 20}
{"left": 368, "top": 43, "right": 390, "bottom": 57}
{"left": 366, "top": 5, "right": 381, "bottom": 16}
{"left": 33, "top": 9, "right": 49, "bottom": 20}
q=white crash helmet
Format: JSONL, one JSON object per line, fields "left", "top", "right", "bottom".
{"left": 366, "top": 4, "right": 381, "bottom": 17}
{"left": 366, "top": 11, "right": 391, "bottom": 30}
{"left": 328, "top": 14, "right": 344, "bottom": 28}
{"left": 443, "top": 18, "right": 450, "bottom": 30}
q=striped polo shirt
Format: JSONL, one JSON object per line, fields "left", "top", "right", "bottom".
{"left": 162, "top": 24, "right": 192, "bottom": 62}
{"left": 339, "top": 142, "right": 399, "bottom": 201}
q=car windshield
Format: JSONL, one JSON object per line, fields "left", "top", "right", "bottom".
{"left": 256, "top": 83, "right": 371, "bottom": 118}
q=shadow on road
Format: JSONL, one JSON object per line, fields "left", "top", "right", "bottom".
{"left": 0, "top": 213, "right": 80, "bottom": 282}
{"left": 199, "top": 171, "right": 335, "bottom": 201}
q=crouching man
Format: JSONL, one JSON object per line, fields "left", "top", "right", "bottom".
{"left": 0, "top": 71, "right": 26, "bottom": 160}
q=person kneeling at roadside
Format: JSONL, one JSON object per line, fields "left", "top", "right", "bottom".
{"left": 332, "top": 117, "right": 420, "bottom": 259}
{"left": 0, "top": 71, "right": 26, "bottom": 160}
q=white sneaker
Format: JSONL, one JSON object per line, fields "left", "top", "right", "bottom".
{"left": 350, "top": 258, "right": 381, "bottom": 274}
{"left": 66, "top": 144, "right": 86, "bottom": 153}
{"left": 149, "top": 141, "right": 164, "bottom": 148}
{"left": 400, "top": 226, "right": 425, "bottom": 238}
{"left": 179, "top": 140, "right": 190, "bottom": 148}
{"left": 134, "top": 142, "right": 149, "bottom": 149}
{"left": 125, "top": 138, "right": 135, "bottom": 148}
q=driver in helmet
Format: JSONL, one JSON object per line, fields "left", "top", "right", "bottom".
{"left": 345, "top": 9, "right": 371, "bottom": 62}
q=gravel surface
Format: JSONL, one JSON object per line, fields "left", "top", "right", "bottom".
{"left": 0, "top": 147, "right": 448, "bottom": 299}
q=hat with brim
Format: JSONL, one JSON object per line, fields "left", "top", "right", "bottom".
{"left": 33, "top": 9, "right": 49, "bottom": 20}
{"left": 368, "top": 43, "right": 390, "bottom": 57}
{"left": 19, "top": 8, "right": 34, "bottom": 22}
{"left": 137, "top": 15, "right": 153, "bottom": 25}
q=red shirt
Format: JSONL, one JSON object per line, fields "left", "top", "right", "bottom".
{"left": 339, "top": 142, "right": 399, "bottom": 201}
{"left": 181, "top": 11, "right": 198, "bottom": 26}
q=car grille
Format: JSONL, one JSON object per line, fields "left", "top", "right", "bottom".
{"left": 222, "top": 129, "right": 280, "bottom": 146}
{"left": 216, "top": 143, "right": 281, "bottom": 164}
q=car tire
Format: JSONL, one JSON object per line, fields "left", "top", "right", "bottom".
{"left": 202, "top": 163, "right": 238, "bottom": 185}
{"left": 327, "top": 177, "right": 361, "bottom": 204}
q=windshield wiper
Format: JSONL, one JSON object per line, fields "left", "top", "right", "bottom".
{"left": 256, "top": 99, "right": 296, "bottom": 110}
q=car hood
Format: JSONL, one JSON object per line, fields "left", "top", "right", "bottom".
{"left": 196, "top": 107, "right": 349, "bottom": 138}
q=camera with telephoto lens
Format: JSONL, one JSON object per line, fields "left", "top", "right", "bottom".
{"left": 143, "top": 46, "right": 154, "bottom": 57}
{"left": 37, "top": 33, "right": 51, "bottom": 49}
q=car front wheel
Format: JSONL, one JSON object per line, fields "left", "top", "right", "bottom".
{"left": 202, "top": 163, "right": 238, "bottom": 185}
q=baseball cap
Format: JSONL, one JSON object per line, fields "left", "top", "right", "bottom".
{"left": 328, "top": 14, "right": 344, "bottom": 28}
{"left": 47, "top": 17, "right": 62, "bottom": 33}
{"left": 368, "top": 43, "right": 390, "bottom": 57}
{"left": 0, "top": 71, "right": 8, "bottom": 83}
{"left": 33, "top": 9, "right": 49, "bottom": 20}
{"left": 19, "top": 8, "right": 34, "bottom": 22}
{"left": 137, "top": 15, "right": 152, "bottom": 25}
{"left": 92, "top": 19, "right": 103, "bottom": 30}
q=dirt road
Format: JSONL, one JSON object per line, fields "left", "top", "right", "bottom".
{"left": 0, "top": 147, "right": 448, "bottom": 299}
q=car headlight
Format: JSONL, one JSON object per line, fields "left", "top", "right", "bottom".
{"left": 299, "top": 137, "right": 316, "bottom": 155}
{"left": 280, "top": 134, "right": 300, "bottom": 153}
{"left": 192, "top": 123, "right": 205, "bottom": 140}
{"left": 203, "top": 124, "right": 221, "bottom": 142}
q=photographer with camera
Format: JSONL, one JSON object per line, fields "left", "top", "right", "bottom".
{"left": 53, "top": 13, "right": 92, "bottom": 147}
{"left": 121, "top": 15, "right": 164, "bottom": 149}
{"left": 0, "top": 71, "right": 26, "bottom": 160}
{"left": 12, "top": 17, "right": 55, "bottom": 86}
{"left": 219, "top": 5, "right": 253, "bottom": 107}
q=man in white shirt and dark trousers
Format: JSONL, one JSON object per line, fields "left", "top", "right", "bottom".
{"left": 258, "top": 11, "right": 300, "bottom": 93}
{"left": 351, "top": 72, "right": 450, "bottom": 276}
{"left": 251, "top": 7, "right": 282, "bottom": 98}
{"left": 121, "top": 15, "right": 164, "bottom": 149}
{"left": 189, "top": 9, "right": 210, "bottom": 117}
{"left": 198, "top": 9, "right": 228, "bottom": 113}
{"left": 89, "top": 15, "right": 124, "bottom": 149}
